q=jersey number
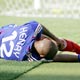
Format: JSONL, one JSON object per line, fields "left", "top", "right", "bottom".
{"left": 0, "top": 31, "right": 17, "bottom": 58}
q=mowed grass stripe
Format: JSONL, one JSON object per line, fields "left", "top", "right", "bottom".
{"left": 15, "top": 63, "right": 80, "bottom": 80}
{"left": 13, "top": 62, "right": 42, "bottom": 80}
{"left": 0, "top": 59, "right": 42, "bottom": 80}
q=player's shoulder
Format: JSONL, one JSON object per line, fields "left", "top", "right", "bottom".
{"left": 23, "top": 20, "right": 39, "bottom": 26}
{"left": 28, "top": 20, "right": 39, "bottom": 24}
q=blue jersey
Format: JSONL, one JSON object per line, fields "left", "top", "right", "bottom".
{"left": 0, "top": 21, "right": 42, "bottom": 61}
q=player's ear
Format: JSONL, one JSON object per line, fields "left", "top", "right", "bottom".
{"left": 40, "top": 54, "right": 45, "bottom": 57}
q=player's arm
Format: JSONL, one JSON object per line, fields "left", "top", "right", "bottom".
{"left": 53, "top": 53, "right": 80, "bottom": 62}
{"left": 41, "top": 24, "right": 64, "bottom": 50}
{"left": 41, "top": 24, "right": 59, "bottom": 41}
{"left": 41, "top": 24, "right": 80, "bottom": 54}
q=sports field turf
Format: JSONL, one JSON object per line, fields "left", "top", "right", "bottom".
{"left": 0, "top": 16, "right": 80, "bottom": 80}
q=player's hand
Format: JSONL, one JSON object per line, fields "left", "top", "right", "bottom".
{"left": 56, "top": 39, "right": 66, "bottom": 50}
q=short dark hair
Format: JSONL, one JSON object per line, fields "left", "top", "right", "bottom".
{"left": 45, "top": 41, "right": 58, "bottom": 60}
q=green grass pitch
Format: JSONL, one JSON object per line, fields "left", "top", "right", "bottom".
{"left": 0, "top": 16, "right": 80, "bottom": 80}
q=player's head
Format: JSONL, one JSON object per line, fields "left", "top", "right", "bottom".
{"left": 34, "top": 38, "right": 58, "bottom": 60}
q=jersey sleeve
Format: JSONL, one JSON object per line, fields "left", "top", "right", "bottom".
{"left": 29, "top": 21, "right": 43, "bottom": 39}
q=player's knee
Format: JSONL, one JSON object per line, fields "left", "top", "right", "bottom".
{"left": 34, "top": 38, "right": 58, "bottom": 60}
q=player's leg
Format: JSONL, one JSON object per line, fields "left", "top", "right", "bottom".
{"left": 59, "top": 39, "right": 80, "bottom": 54}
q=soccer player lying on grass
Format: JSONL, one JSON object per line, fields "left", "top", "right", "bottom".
{"left": 0, "top": 21, "right": 80, "bottom": 62}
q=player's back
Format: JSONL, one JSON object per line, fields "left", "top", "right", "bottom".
{"left": 0, "top": 21, "right": 42, "bottom": 61}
